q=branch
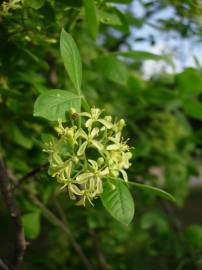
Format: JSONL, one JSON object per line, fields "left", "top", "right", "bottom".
{"left": 89, "top": 229, "right": 108, "bottom": 270}
{"left": 13, "top": 163, "right": 48, "bottom": 191}
{"left": 161, "top": 200, "right": 182, "bottom": 233}
{"left": 0, "top": 258, "right": 9, "bottom": 270}
{"left": 0, "top": 158, "right": 26, "bottom": 270}
{"left": 26, "top": 191, "right": 94, "bottom": 270}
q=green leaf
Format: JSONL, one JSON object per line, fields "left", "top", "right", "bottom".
{"left": 34, "top": 90, "right": 81, "bottom": 121}
{"left": 176, "top": 68, "right": 202, "bottom": 98}
{"left": 60, "top": 29, "right": 82, "bottom": 92}
{"left": 128, "top": 181, "right": 176, "bottom": 203}
{"left": 145, "top": 87, "right": 178, "bottom": 106}
{"left": 22, "top": 211, "right": 41, "bottom": 239}
{"left": 111, "top": 7, "right": 129, "bottom": 33}
{"left": 118, "top": 51, "right": 174, "bottom": 66}
{"left": 95, "top": 55, "right": 128, "bottom": 86}
{"left": 101, "top": 180, "right": 135, "bottom": 225}
{"left": 106, "top": 0, "right": 132, "bottom": 3}
{"left": 84, "top": 0, "right": 98, "bottom": 39}
{"left": 98, "top": 10, "right": 122, "bottom": 26}
{"left": 25, "top": 0, "right": 45, "bottom": 9}
{"left": 11, "top": 125, "right": 33, "bottom": 149}
{"left": 183, "top": 99, "right": 202, "bottom": 120}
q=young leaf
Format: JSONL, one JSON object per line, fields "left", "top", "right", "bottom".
{"left": 22, "top": 211, "right": 41, "bottom": 239}
{"left": 60, "top": 29, "right": 82, "bottom": 92}
{"left": 101, "top": 180, "right": 135, "bottom": 225}
{"left": 34, "top": 90, "right": 81, "bottom": 121}
{"left": 84, "top": 0, "right": 98, "bottom": 39}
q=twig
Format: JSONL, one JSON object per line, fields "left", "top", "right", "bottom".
{"left": 89, "top": 229, "right": 108, "bottom": 270}
{"left": 0, "top": 158, "right": 26, "bottom": 270}
{"left": 26, "top": 192, "right": 94, "bottom": 270}
{"left": 161, "top": 200, "right": 182, "bottom": 233}
{"left": 0, "top": 258, "right": 9, "bottom": 270}
{"left": 53, "top": 196, "right": 69, "bottom": 226}
{"left": 13, "top": 163, "right": 48, "bottom": 191}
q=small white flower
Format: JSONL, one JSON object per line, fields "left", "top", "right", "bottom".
{"left": 45, "top": 107, "right": 133, "bottom": 206}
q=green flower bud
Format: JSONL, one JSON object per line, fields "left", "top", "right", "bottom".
{"left": 118, "top": 119, "right": 125, "bottom": 129}
{"left": 110, "top": 170, "right": 119, "bottom": 177}
{"left": 97, "top": 157, "right": 104, "bottom": 166}
{"left": 104, "top": 115, "right": 112, "bottom": 122}
{"left": 72, "top": 156, "right": 79, "bottom": 164}
{"left": 70, "top": 107, "right": 76, "bottom": 115}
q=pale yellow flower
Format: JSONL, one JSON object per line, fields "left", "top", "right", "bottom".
{"left": 44, "top": 107, "right": 133, "bottom": 206}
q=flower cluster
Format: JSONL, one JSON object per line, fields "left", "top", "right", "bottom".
{"left": 43, "top": 108, "right": 132, "bottom": 206}
{"left": 0, "top": 0, "right": 22, "bottom": 17}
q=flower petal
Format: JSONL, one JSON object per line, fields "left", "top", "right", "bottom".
{"left": 98, "top": 119, "right": 113, "bottom": 129}
{"left": 90, "top": 127, "right": 99, "bottom": 139}
{"left": 106, "top": 144, "right": 119, "bottom": 151}
{"left": 75, "top": 172, "right": 94, "bottom": 183}
{"left": 85, "top": 119, "right": 93, "bottom": 128}
{"left": 79, "top": 112, "right": 91, "bottom": 118}
{"left": 88, "top": 159, "right": 98, "bottom": 170}
{"left": 100, "top": 167, "right": 109, "bottom": 176}
{"left": 69, "top": 184, "right": 84, "bottom": 196}
{"left": 91, "top": 140, "right": 103, "bottom": 151}
{"left": 63, "top": 161, "right": 72, "bottom": 179}
{"left": 77, "top": 141, "right": 88, "bottom": 156}
{"left": 75, "top": 128, "right": 88, "bottom": 140}
{"left": 120, "top": 169, "right": 128, "bottom": 182}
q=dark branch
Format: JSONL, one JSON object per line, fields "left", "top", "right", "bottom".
{"left": 0, "top": 158, "right": 26, "bottom": 270}
{"left": 26, "top": 192, "right": 94, "bottom": 270}
{"left": 0, "top": 258, "right": 9, "bottom": 270}
{"left": 89, "top": 229, "right": 108, "bottom": 270}
{"left": 161, "top": 200, "right": 182, "bottom": 233}
{"left": 13, "top": 163, "right": 48, "bottom": 191}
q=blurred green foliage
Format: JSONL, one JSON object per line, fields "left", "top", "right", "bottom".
{"left": 1, "top": 0, "right": 202, "bottom": 269}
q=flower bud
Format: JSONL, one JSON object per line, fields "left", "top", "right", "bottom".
{"left": 118, "top": 119, "right": 125, "bottom": 129}
{"left": 104, "top": 115, "right": 112, "bottom": 122}
{"left": 110, "top": 170, "right": 119, "bottom": 177}
{"left": 73, "top": 156, "right": 79, "bottom": 164}
{"left": 127, "top": 152, "right": 133, "bottom": 159}
{"left": 97, "top": 157, "right": 104, "bottom": 166}
{"left": 70, "top": 108, "right": 79, "bottom": 120}
{"left": 70, "top": 107, "right": 76, "bottom": 115}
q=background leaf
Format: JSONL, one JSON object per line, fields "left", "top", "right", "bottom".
{"left": 95, "top": 55, "right": 128, "bottom": 86}
{"left": 34, "top": 90, "right": 81, "bottom": 121}
{"left": 118, "top": 51, "right": 174, "bottom": 66}
{"left": 84, "top": 0, "right": 98, "bottom": 39}
{"left": 11, "top": 124, "right": 33, "bottom": 149}
{"left": 22, "top": 211, "right": 41, "bottom": 239}
{"left": 176, "top": 68, "right": 202, "bottom": 98}
{"left": 128, "top": 181, "right": 176, "bottom": 203}
{"left": 101, "top": 180, "right": 135, "bottom": 225}
{"left": 98, "top": 10, "right": 122, "bottom": 26}
{"left": 25, "top": 0, "right": 45, "bottom": 9}
{"left": 60, "top": 29, "right": 82, "bottom": 92}
{"left": 183, "top": 99, "right": 202, "bottom": 120}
